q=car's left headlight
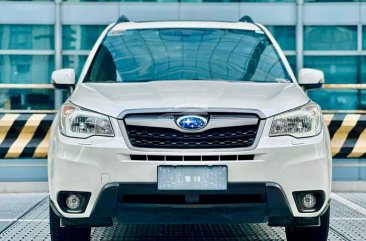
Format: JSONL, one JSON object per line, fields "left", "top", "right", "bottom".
{"left": 60, "top": 102, "right": 114, "bottom": 138}
{"left": 269, "top": 103, "right": 322, "bottom": 138}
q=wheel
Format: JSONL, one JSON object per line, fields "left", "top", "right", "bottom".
{"left": 49, "top": 204, "right": 91, "bottom": 241}
{"left": 285, "top": 206, "right": 330, "bottom": 241}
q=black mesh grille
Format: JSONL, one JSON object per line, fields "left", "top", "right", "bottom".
{"left": 125, "top": 125, "right": 259, "bottom": 149}
{"left": 129, "top": 154, "right": 255, "bottom": 161}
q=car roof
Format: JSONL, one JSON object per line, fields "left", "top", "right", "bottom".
{"left": 111, "top": 21, "right": 262, "bottom": 32}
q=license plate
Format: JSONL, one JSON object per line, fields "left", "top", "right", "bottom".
{"left": 158, "top": 166, "right": 227, "bottom": 190}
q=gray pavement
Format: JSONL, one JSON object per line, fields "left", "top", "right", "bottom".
{"left": 0, "top": 193, "right": 365, "bottom": 240}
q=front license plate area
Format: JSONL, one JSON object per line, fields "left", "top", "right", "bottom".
{"left": 158, "top": 166, "right": 228, "bottom": 190}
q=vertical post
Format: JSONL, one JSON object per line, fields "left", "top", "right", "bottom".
{"left": 54, "top": 0, "right": 63, "bottom": 109}
{"left": 357, "top": 24, "right": 362, "bottom": 53}
{"left": 357, "top": 21, "right": 362, "bottom": 108}
{"left": 296, "top": 0, "right": 304, "bottom": 75}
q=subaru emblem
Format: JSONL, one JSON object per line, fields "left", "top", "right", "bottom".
{"left": 176, "top": 115, "right": 208, "bottom": 130}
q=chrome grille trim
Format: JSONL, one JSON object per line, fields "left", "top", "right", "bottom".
{"left": 118, "top": 110, "right": 266, "bottom": 152}
{"left": 125, "top": 125, "right": 258, "bottom": 149}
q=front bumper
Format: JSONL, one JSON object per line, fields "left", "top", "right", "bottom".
{"left": 52, "top": 182, "right": 325, "bottom": 227}
{"left": 48, "top": 117, "right": 332, "bottom": 221}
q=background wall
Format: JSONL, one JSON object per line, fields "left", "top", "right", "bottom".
{"left": 0, "top": 0, "right": 365, "bottom": 188}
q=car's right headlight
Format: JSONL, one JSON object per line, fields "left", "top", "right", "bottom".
{"left": 60, "top": 103, "right": 114, "bottom": 138}
{"left": 269, "top": 103, "right": 322, "bottom": 138}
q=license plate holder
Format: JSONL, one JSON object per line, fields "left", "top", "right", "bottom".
{"left": 157, "top": 165, "right": 228, "bottom": 191}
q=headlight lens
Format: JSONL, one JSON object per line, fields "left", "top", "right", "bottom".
{"left": 60, "top": 103, "right": 114, "bottom": 138}
{"left": 269, "top": 103, "right": 322, "bottom": 138}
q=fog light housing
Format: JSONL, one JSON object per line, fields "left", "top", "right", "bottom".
{"left": 293, "top": 191, "right": 324, "bottom": 213}
{"left": 66, "top": 194, "right": 81, "bottom": 210}
{"left": 57, "top": 191, "right": 91, "bottom": 213}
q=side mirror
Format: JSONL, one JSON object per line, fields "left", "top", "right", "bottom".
{"left": 52, "top": 69, "right": 76, "bottom": 89}
{"left": 298, "top": 68, "right": 324, "bottom": 90}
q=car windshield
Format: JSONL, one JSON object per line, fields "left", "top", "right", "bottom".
{"left": 84, "top": 28, "right": 291, "bottom": 83}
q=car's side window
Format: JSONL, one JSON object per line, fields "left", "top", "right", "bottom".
{"left": 88, "top": 45, "right": 117, "bottom": 82}
{"left": 250, "top": 45, "right": 289, "bottom": 82}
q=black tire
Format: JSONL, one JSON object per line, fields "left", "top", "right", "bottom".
{"left": 49, "top": 204, "right": 91, "bottom": 241}
{"left": 285, "top": 206, "right": 330, "bottom": 241}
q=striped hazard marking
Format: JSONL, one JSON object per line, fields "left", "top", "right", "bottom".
{"left": 0, "top": 114, "right": 54, "bottom": 159}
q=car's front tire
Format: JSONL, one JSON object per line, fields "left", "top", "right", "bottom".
{"left": 285, "top": 206, "right": 330, "bottom": 241}
{"left": 49, "top": 204, "right": 91, "bottom": 241}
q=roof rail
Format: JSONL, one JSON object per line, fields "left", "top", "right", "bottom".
{"left": 239, "top": 15, "right": 255, "bottom": 24}
{"left": 116, "top": 15, "right": 130, "bottom": 24}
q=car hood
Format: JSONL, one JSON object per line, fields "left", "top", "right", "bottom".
{"left": 70, "top": 81, "right": 310, "bottom": 118}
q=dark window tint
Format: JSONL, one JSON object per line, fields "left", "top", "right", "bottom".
{"left": 266, "top": 26, "right": 296, "bottom": 51}
{"left": 63, "top": 25, "right": 106, "bottom": 50}
{"left": 304, "top": 26, "right": 357, "bottom": 51}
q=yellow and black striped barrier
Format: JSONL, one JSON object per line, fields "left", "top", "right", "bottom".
{"left": 324, "top": 113, "right": 366, "bottom": 158}
{"left": 0, "top": 113, "right": 364, "bottom": 159}
{"left": 0, "top": 113, "right": 54, "bottom": 159}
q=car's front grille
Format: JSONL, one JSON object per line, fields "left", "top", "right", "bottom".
{"left": 121, "top": 194, "right": 263, "bottom": 205}
{"left": 129, "top": 154, "right": 255, "bottom": 161}
{"left": 125, "top": 125, "right": 258, "bottom": 149}
{"left": 118, "top": 183, "right": 267, "bottom": 205}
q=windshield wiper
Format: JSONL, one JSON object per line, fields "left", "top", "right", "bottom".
{"left": 275, "top": 78, "right": 291, "bottom": 83}
{"left": 83, "top": 77, "right": 119, "bottom": 83}
{"left": 247, "top": 79, "right": 291, "bottom": 83}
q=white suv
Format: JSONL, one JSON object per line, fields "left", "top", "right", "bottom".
{"left": 49, "top": 16, "right": 332, "bottom": 241}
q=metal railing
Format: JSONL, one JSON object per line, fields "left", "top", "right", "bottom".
{"left": 323, "top": 84, "right": 366, "bottom": 90}
{"left": 0, "top": 84, "right": 56, "bottom": 113}
{"left": 0, "top": 84, "right": 54, "bottom": 90}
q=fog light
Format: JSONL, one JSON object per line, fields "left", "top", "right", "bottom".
{"left": 293, "top": 191, "right": 324, "bottom": 213}
{"left": 301, "top": 193, "right": 316, "bottom": 209}
{"left": 66, "top": 194, "right": 81, "bottom": 210}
